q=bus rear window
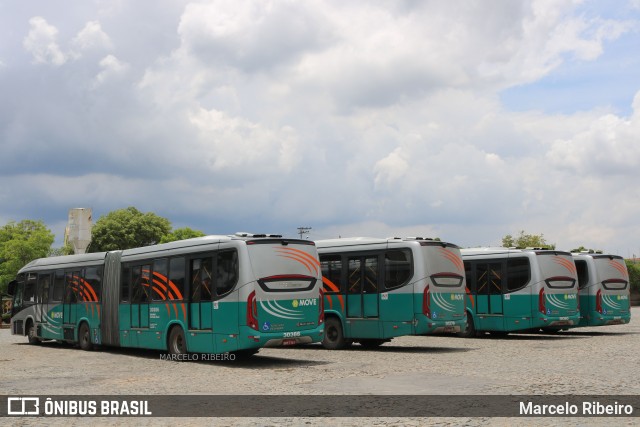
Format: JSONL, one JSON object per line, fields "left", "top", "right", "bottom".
{"left": 602, "top": 279, "right": 627, "bottom": 290}
{"left": 430, "top": 273, "right": 464, "bottom": 288}
{"left": 545, "top": 276, "right": 576, "bottom": 289}
{"left": 257, "top": 275, "right": 316, "bottom": 292}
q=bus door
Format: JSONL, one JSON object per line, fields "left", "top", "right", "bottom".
{"left": 37, "top": 273, "right": 51, "bottom": 325}
{"left": 189, "top": 257, "right": 213, "bottom": 330}
{"left": 346, "top": 256, "right": 379, "bottom": 318}
{"left": 63, "top": 271, "right": 80, "bottom": 325}
{"left": 131, "top": 265, "right": 150, "bottom": 329}
{"left": 476, "top": 263, "right": 503, "bottom": 315}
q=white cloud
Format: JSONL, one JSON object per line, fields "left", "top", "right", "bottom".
{"left": 3, "top": 1, "right": 640, "bottom": 255}
{"left": 93, "top": 54, "right": 129, "bottom": 87}
{"left": 188, "top": 107, "right": 300, "bottom": 174}
{"left": 71, "top": 21, "right": 113, "bottom": 53}
{"left": 23, "top": 16, "right": 67, "bottom": 65}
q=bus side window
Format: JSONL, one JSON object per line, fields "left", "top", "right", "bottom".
{"left": 65, "top": 272, "right": 78, "bottom": 303}
{"left": 24, "top": 274, "right": 37, "bottom": 304}
{"left": 84, "top": 266, "right": 102, "bottom": 302}
{"left": 384, "top": 250, "right": 412, "bottom": 290}
{"left": 575, "top": 260, "right": 589, "bottom": 289}
{"left": 348, "top": 258, "right": 362, "bottom": 293}
{"left": 121, "top": 266, "right": 131, "bottom": 303}
{"left": 191, "top": 257, "right": 213, "bottom": 302}
{"left": 464, "top": 261, "right": 474, "bottom": 292}
{"left": 320, "top": 255, "right": 342, "bottom": 293}
{"left": 363, "top": 256, "right": 379, "bottom": 294}
{"left": 52, "top": 270, "right": 64, "bottom": 302}
{"left": 39, "top": 273, "right": 51, "bottom": 305}
{"left": 13, "top": 276, "right": 25, "bottom": 312}
{"left": 152, "top": 259, "right": 168, "bottom": 301}
{"left": 215, "top": 251, "right": 238, "bottom": 297}
{"left": 168, "top": 257, "right": 185, "bottom": 300}
{"left": 132, "top": 265, "right": 150, "bottom": 303}
{"left": 506, "top": 258, "right": 530, "bottom": 292}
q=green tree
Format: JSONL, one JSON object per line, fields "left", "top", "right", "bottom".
{"left": 0, "top": 220, "right": 55, "bottom": 294}
{"left": 626, "top": 260, "right": 640, "bottom": 291}
{"left": 160, "top": 227, "right": 206, "bottom": 244}
{"left": 88, "top": 207, "right": 172, "bottom": 252}
{"left": 502, "top": 230, "right": 555, "bottom": 249}
{"left": 48, "top": 243, "right": 75, "bottom": 257}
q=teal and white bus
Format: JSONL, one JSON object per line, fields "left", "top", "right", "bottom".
{"left": 460, "top": 248, "right": 580, "bottom": 337}
{"left": 317, "top": 237, "right": 466, "bottom": 349}
{"left": 8, "top": 234, "right": 324, "bottom": 356}
{"left": 572, "top": 252, "right": 631, "bottom": 327}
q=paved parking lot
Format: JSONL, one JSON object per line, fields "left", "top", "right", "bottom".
{"left": 1, "top": 307, "right": 638, "bottom": 426}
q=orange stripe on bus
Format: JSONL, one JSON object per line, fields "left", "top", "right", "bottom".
{"left": 609, "top": 260, "right": 628, "bottom": 278}
{"left": 277, "top": 254, "right": 315, "bottom": 275}
{"left": 321, "top": 277, "right": 344, "bottom": 311}
{"left": 465, "top": 287, "right": 475, "bottom": 309}
{"left": 325, "top": 294, "right": 333, "bottom": 309}
{"left": 439, "top": 248, "right": 464, "bottom": 272}
{"left": 275, "top": 248, "right": 317, "bottom": 273}
{"left": 553, "top": 257, "right": 577, "bottom": 275}
{"left": 275, "top": 247, "right": 320, "bottom": 275}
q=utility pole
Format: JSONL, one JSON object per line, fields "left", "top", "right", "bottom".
{"left": 297, "top": 227, "right": 312, "bottom": 239}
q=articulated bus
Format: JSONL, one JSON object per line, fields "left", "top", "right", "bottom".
{"left": 572, "top": 252, "right": 631, "bottom": 327}
{"left": 460, "top": 248, "right": 580, "bottom": 337}
{"left": 316, "top": 237, "right": 466, "bottom": 349}
{"left": 8, "top": 234, "right": 324, "bottom": 356}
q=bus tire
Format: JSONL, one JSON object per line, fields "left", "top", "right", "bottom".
{"left": 358, "top": 339, "right": 387, "bottom": 349}
{"left": 27, "top": 321, "right": 41, "bottom": 345}
{"left": 78, "top": 323, "right": 93, "bottom": 351}
{"left": 457, "top": 313, "right": 476, "bottom": 338}
{"left": 168, "top": 326, "right": 187, "bottom": 356}
{"left": 322, "top": 317, "right": 348, "bottom": 350}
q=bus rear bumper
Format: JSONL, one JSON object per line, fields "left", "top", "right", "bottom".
{"left": 240, "top": 325, "right": 324, "bottom": 348}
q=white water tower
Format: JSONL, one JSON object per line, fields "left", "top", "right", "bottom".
{"left": 65, "top": 208, "right": 93, "bottom": 254}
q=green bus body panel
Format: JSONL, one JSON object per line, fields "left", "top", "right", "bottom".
{"left": 465, "top": 292, "right": 580, "bottom": 332}
{"left": 578, "top": 295, "right": 631, "bottom": 327}
{"left": 325, "top": 291, "right": 465, "bottom": 340}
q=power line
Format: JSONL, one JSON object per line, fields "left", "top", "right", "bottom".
{"left": 297, "top": 226, "right": 312, "bottom": 239}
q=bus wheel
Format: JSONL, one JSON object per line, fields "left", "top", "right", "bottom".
{"left": 359, "top": 339, "right": 386, "bottom": 349}
{"left": 78, "top": 323, "right": 93, "bottom": 351}
{"left": 168, "top": 327, "right": 187, "bottom": 356}
{"left": 322, "top": 317, "right": 348, "bottom": 350}
{"left": 27, "top": 322, "right": 41, "bottom": 345}
{"left": 457, "top": 314, "right": 476, "bottom": 338}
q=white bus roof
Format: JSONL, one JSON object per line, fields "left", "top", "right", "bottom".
{"left": 316, "top": 237, "right": 456, "bottom": 249}
{"left": 461, "top": 247, "right": 571, "bottom": 257}
{"left": 18, "top": 233, "right": 296, "bottom": 273}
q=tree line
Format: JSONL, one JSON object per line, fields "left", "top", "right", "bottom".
{"left": 0, "top": 213, "right": 639, "bottom": 295}
{"left": 0, "top": 207, "right": 204, "bottom": 295}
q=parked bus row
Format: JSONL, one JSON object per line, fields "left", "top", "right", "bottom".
{"left": 7, "top": 234, "right": 631, "bottom": 357}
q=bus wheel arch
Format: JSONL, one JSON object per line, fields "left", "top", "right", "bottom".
{"left": 322, "top": 315, "right": 350, "bottom": 350}
{"left": 168, "top": 325, "right": 187, "bottom": 356}
{"left": 457, "top": 310, "right": 476, "bottom": 338}
{"left": 26, "top": 318, "right": 41, "bottom": 345}
{"left": 78, "top": 321, "right": 93, "bottom": 351}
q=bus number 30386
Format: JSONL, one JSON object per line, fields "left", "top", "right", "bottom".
{"left": 283, "top": 331, "right": 301, "bottom": 338}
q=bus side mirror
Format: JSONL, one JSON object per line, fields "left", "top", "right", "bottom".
{"left": 7, "top": 280, "right": 16, "bottom": 296}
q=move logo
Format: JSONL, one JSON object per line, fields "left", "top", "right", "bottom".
{"left": 292, "top": 298, "right": 317, "bottom": 308}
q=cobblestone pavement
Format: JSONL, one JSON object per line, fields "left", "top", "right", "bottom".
{"left": 2, "top": 307, "right": 638, "bottom": 426}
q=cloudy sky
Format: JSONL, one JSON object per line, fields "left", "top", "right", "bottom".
{"left": 1, "top": 0, "right": 640, "bottom": 256}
